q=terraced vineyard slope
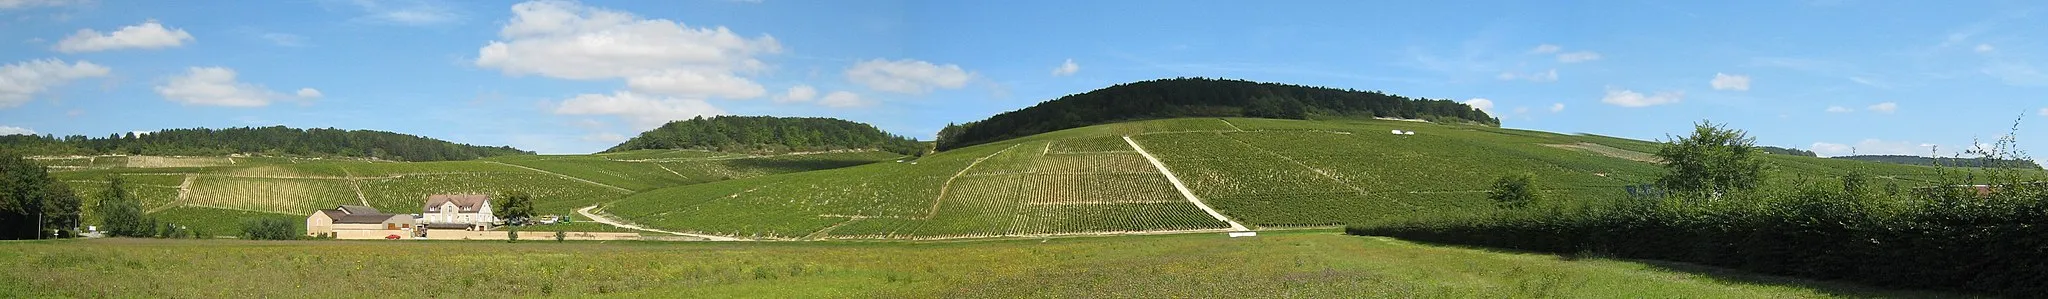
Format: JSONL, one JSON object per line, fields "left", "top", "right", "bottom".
{"left": 607, "top": 117, "right": 1970, "bottom": 239}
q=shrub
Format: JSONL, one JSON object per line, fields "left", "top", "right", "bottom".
{"left": 506, "top": 227, "right": 518, "bottom": 243}
{"left": 555, "top": 230, "right": 566, "bottom": 242}
{"left": 240, "top": 218, "right": 296, "bottom": 240}
{"left": 1488, "top": 173, "right": 1537, "bottom": 209}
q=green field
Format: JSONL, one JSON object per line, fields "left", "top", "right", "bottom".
{"left": 604, "top": 117, "right": 1984, "bottom": 239}
{"left": 0, "top": 231, "right": 1943, "bottom": 298}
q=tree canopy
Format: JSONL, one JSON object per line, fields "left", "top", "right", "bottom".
{"left": 606, "top": 116, "right": 924, "bottom": 156}
{"left": 935, "top": 77, "right": 1499, "bottom": 151}
{"left": 1655, "top": 121, "right": 1768, "bottom": 197}
{"left": 0, "top": 126, "right": 530, "bottom": 162}
{"left": 0, "top": 153, "right": 81, "bottom": 239}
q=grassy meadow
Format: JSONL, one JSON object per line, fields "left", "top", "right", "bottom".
{"left": 0, "top": 231, "right": 1947, "bottom": 298}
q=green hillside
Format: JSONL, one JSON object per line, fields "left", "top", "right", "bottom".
{"left": 44, "top": 150, "right": 902, "bottom": 230}
{"left": 603, "top": 117, "right": 1967, "bottom": 239}
{"left": 1831, "top": 154, "right": 2042, "bottom": 169}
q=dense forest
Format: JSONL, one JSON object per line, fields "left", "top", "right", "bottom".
{"left": 606, "top": 116, "right": 925, "bottom": 156}
{"left": 1832, "top": 155, "right": 2043, "bottom": 169}
{"left": 935, "top": 77, "right": 1499, "bottom": 151}
{"left": 0, "top": 126, "right": 530, "bottom": 162}
{"left": 1758, "top": 146, "right": 1818, "bottom": 157}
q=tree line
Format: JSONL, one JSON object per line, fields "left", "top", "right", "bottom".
{"left": 605, "top": 116, "right": 926, "bottom": 156}
{"left": 0, "top": 126, "right": 531, "bottom": 162}
{"left": 935, "top": 77, "right": 1499, "bottom": 151}
{"left": 0, "top": 153, "right": 80, "bottom": 239}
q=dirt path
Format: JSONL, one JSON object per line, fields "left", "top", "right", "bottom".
{"left": 1123, "top": 135, "right": 1251, "bottom": 232}
{"left": 1219, "top": 118, "right": 1245, "bottom": 131}
{"left": 656, "top": 164, "right": 688, "bottom": 179}
{"left": 342, "top": 168, "right": 369, "bottom": 207}
{"left": 147, "top": 175, "right": 199, "bottom": 214}
{"left": 575, "top": 205, "right": 740, "bottom": 241}
{"left": 802, "top": 216, "right": 863, "bottom": 240}
{"left": 924, "top": 144, "right": 1020, "bottom": 219}
{"left": 482, "top": 161, "right": 633, "bottom": 193}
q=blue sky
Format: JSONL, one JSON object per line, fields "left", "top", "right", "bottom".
{"left": 2, "top": 0, "right": 2046, "bottom": 157}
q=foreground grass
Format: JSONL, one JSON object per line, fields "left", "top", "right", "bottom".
{"left": 0, "top": 231, "right": 1941, "bottom": 298}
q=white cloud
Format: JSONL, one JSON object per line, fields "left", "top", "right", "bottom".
{"left": 0, "top": 126, "right": 34, "bottom": 136}
{"left": 1462, "top": 98, "right": 1495, "bottom": 115}
{"left": 552, "top": 91, "right": 725, "bottom": 130}
{"left": 1556, "top": 51, "right": 1602, "bottom": 63}
{"left": 1975, "top": 43, "right": 1996, "bottom": 53}
{"left": 0, "top": 58, "right": 111, "bottom": 108}
{"left": 154, "top": 67, "right": 292, "bottom": 107}
{"left": 845, "top": 59, "right": 974, "bottom": 94}
{"left": 773, "top": 84, "right": 816, "bottom": 103}
{"left": 2039, "top": 107, "right": 2048, "bottom": 117}
{"left": 1710, "top": 73, "right": 1750, "bottom": 91}
{"left": 1497, "top": 69, "right": 1558, "bottom": 82}
{"left": 1549, "top": 103, "right": 1565, "bottom": 112}
{"left": 1600, "top": 88, "right": 1683, "bottom": 107}
{"left": 1513, "top": 107, "right": 1530, "bottom": 114}
{"left": 1051, "top": 58, "right": 1079, "bottom": 76}
{"left": 260, "top": 33, "right": 308, "bottom": 47}
{"left": 623, "top": 70, "right": 765, "bottom": 99}
{"left": 1981, "top": 61, "right": 2048, "bottom": 86}
{"left": 1825, "top": 106, "right": 1852, "bottom": 113}
{"left": 0, "top": 0, "right": 82, "bottom": 10}
{"left": 1529, "top": 44, "right": 1561, "bottom": 54}
{"left": 348, "top": 0, "right": 462, "bottom": 26}
{"left": 817, "top": 91, "right": 871, "bottom": 108}
{"left": 1811, "top": 139, "right": 1938, "bottom": 157}
{"left": 1867, "top": 102, "right": 1897, "bottom": 114}
{"left": 54, "top": 20, "right": 195, "bottom": 53}
{"left": 475, "top": 0, "right": 780, "bottom": 99}
{"left": 296, "top": 88, "right": 323, "bottom": 98}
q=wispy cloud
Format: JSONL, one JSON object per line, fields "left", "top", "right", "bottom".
{"left": 340, "top": 0, "right": 462, "bottom": 26}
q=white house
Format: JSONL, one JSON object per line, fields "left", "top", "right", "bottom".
{"left": 421, "top": 194, "right": 496, "bottom": 230}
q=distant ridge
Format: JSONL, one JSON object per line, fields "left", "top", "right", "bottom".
{"left": 1831, "top": 155, "right": 2042, "bottom": 169}
{"left": 606, "top": 116, "right": 924, "bottom": 156}
{"left": 0, "top": 126, "right": 529, "bottom": 162}
{"left": 934, "top": 77, "right": 1498, "bottom": 151}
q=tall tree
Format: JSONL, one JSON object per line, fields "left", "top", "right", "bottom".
{"left": 1, "top": 154, "right": 81, "bottom": 239}
{"left": 1655, "top": 120, "right": 1768, "bottom": 198}
{"left": 98, "top": 177, "right": 152, "bottom": 237}
{"left": 495, "top": 192, "right": 536, "bottom": 225}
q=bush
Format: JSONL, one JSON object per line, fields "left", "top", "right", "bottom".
{"left": 507, "top": 227, "right": 519, "bottom": 243}
{"left": 240, "top": 218, "right": 297, "bottom": 240}
{"left": 555, "top": 230, "right": 566, "bottom": 242}
{"left": 1487, "top": 173, "right": 1538, "bottom": 209}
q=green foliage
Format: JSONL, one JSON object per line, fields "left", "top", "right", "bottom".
{"left": 506, "top": 226, "right": 519, "bottom": 243}
{"left": 239, "top": 218, "right": 297, "bottom": 240}
{"left": 0, "top": 126, "right": 530, "bottom": 161}
{"left": 606, "top": 116, "right": 924, "bottom": 156}
{"left": 98, "top": 178, "right": 154, "bottom": 237}
{"left": 936, "top": 77, "right": 1500, "bottom": 151}
{"left": 1488, "top": 173, "right": 1538, "bottom": 209}
{"left": 0, "top": 153, "right": 82, "bottom": 239}
{"left": 497, "top": 191, "right": 536, "bottom": 225}
{"left": 1655, "top": 120, "right": 1767, "bottom": 197}
{"left": 554, "top": 229, "right": 566, "bottom": 242}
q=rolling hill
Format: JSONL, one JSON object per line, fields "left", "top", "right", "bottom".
{"left": 599, "top": 117, "right": 1965, "bottom": 240}
{"left": 1831, "top": 154, "right": 2042, "bottom": 169}
{"left": 0, "top": 126, "right": 529, "bottom": 162}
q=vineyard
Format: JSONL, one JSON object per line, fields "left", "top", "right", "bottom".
{"left": 600, "top": 117, "right": 1986, "bottom": 239}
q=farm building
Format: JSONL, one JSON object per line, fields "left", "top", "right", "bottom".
{"left": 421, "top": 194, "right": 496, "bottom": 231}
{"left": 306, "top": 205, "right": 418, "bottom": 239}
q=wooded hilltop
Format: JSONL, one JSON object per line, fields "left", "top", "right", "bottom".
{"left": 935, "top": 77, "right": 1499, "bottom": 151}
{"left": 0, "top": 126, "right": 529, "bottom": 162}
{"left": 606, "top": 116, "right": 925, "bottom": 156}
